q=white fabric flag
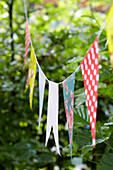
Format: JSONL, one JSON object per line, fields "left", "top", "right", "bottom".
{"left": 38, "top": 68, "right": 46, "bottom": 127}
{"left": 45, "top": 81, "right": 60, "bottom": 155}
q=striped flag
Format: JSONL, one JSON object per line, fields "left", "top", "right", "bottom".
{"left": 24, "top": 18, "right": 30, "bottom": 66}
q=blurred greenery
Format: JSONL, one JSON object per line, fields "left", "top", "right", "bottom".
{"left": 0, "top": 0, "right": 113, "bottom": 169}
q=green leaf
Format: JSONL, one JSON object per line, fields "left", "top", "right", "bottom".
{"left": 13, "top": 141, "right": 36, "bottom": 162}
{"left": 75, "top": 88, "right": 86, "bottom": 107}
{"left": 74, "top": 105, "right": 89, "bottom": 128}
{"left": 35, "top": 154, "right": 55, "bottom": 164}
{"left": 68, "top": 56, "right": 83, "bottom": 64}
{"left": 99, "top": 83, "right": 113, "bottom": 100}
{"left": 107, "top": 133, "right": 113, "bottom": 148}
{"left": 97, "top": 153, "right": 113, "bottom": 170}
{"left": 75, "top": 88, "right": 85, "bottom": 96}
{"left": 76, "top": 70, "right": 83, "bottom": 81}
{"left": 75, "top": 93, "right": 86, "bottom": 107}
{"left": 82, "top": 145, "right": 93, "bottom": 155}
{"left": 73, "top": 128, "right": 91, "bottom": 148}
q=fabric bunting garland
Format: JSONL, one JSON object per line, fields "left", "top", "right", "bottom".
{"left": 45, "top": 81, "right": 60, "bottom": 155}
{"left": 22, "top": 0, "right": 108, "bottom": 157}
{"left": 63, "top": 72, "right": 75, "bottom": 157}
{"left": 24, "top": 18, "right": 30, "bottom": 66}
{"left": 38, "top": 68, "right": 46, "bottom": 126}
{"left": 29, "top": 46, "right": 37, "bottom": 109}
{"left": 106, "top": 3, "right": 113, "bottom": 70}
{"left": 23, "top": 18, "right": 100, "bottom": 155}
{"left": 80, "top": 37, "right": 99, "bottom": 147}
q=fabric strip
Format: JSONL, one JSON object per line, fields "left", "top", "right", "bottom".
{"left": 45, "top": 81, "right": 60, "bottom": 155}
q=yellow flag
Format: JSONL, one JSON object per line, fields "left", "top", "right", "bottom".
{"left": 107, "top": 3, "right": 113, "bottom": 69}
{"left": 29, "top": 46, "right": 37, "bottom": 109}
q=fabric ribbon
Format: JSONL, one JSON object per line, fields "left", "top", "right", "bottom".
{"left": 45, "top": 81, "right": 60, "bottom": 155}
{"left": 38, "top": 67, "right": 46, "bottom": 126}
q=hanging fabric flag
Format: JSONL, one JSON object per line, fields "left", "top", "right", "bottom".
{"left": 63, "top": 72, "right": 75, "bottom": 158}
{"left": 106, "top": 3, "right": 113, "bottom": 70}
{"left": 25, "top": 69, "right": 30, "bottom": 92}
{"left": 45, "top": 81, "right": 60, "bottom": 155}
{"left": 24, "top": 18, "right": 30, "bottom": 66}
{"left": 80, "top": 37, "right": 99, "bottom": 148}
{"left": 29, "top": 46, "right": 37, "bottom": 109}
{"left": 38, "top": 68, "right": 46, "bottom": 127}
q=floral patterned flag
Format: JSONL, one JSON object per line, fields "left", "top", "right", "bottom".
{"left": 29, "top": 46, "right": 37, "bottom": 109}
{"left": 24, "top": 18, "right": 30, "bottom": 66}
{"left": 80, "top": 37, "right": 99, "bottom": 148}
{"left": 106, "top": 3, "right": 113, "bottom": 70}
{"left": 45, "top": 81, "right": 60, "bottom": 155}
{"left": 63, "top": 72, "right": 75, "bottom": 158}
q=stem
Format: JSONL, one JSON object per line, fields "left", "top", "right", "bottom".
{"left": 83, "top": 157, "right": 97, "bottom": 164}
{"left": 9, "top": 0, "right": 14, "bottom": 61}
{"left": 104, "top": 141, "right": 113, "bottom": 151}
{"left": 91, "top": 12, "right": 100, "bottom": 27}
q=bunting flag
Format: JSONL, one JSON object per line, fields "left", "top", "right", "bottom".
{"left": 25, "top": 69, "right": 30, "bottom": 92}
{"left": 63, "top": 72, "right": 75, "bottom": 158}
{"left": 80, "top": 37, "right": 99, "bottom": 148}
{"left": 29, "top": 46, "right": 37, "bottom": 109}
{"left": 38, "top": 68, "right": 46, "bottom": 126}
{"left": 24, "top": 18, "right": 30, "bottom": 66}
{"left": 106, "top": 3, "right": 113, "bottom": 70}
{"left": 45, "top": 81, "right": 60, "bottom": 155}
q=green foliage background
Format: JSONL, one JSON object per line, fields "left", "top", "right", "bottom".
{"left": 0, "top": 0, "right": 113, "bottom": 169}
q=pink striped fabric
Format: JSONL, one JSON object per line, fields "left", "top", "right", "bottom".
{"left": 24, "top": 18, "right": 30, "bottom": 66}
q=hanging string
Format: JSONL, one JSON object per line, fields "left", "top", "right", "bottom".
{"left": 97, "top": 20, "right": 106, "bottom": 38}
{"left": 58, "top": 65, "right": 80, "bottom": 85}
{"left": 58, "top": 21, "right": 106, "bottom": 85}
{"left": 23, "top": 0, "right": 105, "bottom": 85}
{"left": 23, "top": 0, "right": 80, "bottom": 85}
{"left": 23, "top": 0, "right": 27, "bottom": 19}
{"left": 23, "top": 0, "right": 48, "bottom": 81}
{"left": 23, "top": 0, "right": 34, "bottom": 49}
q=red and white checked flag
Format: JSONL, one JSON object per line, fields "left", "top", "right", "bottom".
{"left": 24, "top": 18, "right": 30, "bottom": 66}
{"left": 80, "top": 37, "right": 99, "bottom": 148}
